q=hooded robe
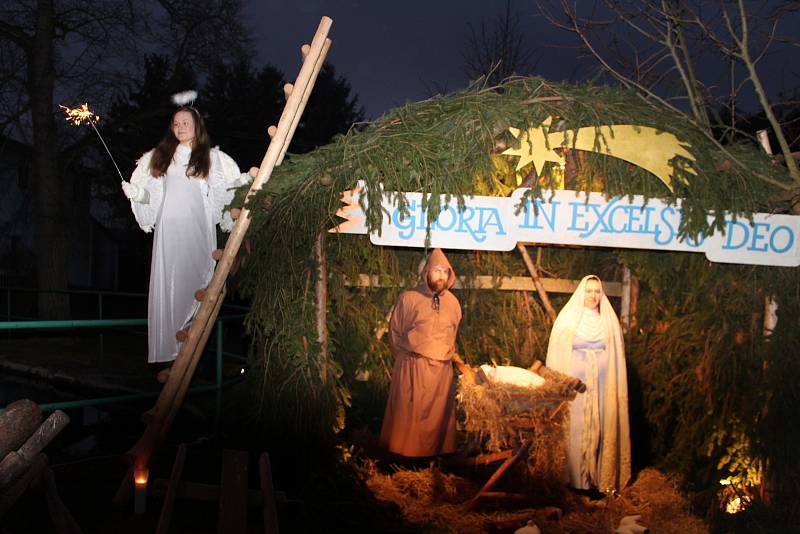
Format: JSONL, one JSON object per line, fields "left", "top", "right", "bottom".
{"left": 546, "top": 275, "right": 631, "bottom": 492}
{"left": 379, "top": 249, "right": 462, "bottom": 457}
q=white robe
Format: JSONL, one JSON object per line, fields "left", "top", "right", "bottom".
{"left": 546, "top": 275, "right": 631, "bottom": 493}
{"left": 128, "top": 145, "right": 247, "bottom": 363}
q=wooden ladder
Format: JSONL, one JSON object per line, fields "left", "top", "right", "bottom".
{"left": 115, "top": 16, "right": 333, "bottom": 505}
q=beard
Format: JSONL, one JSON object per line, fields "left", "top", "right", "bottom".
{"left": 427, "top": 276, "right": 447, "bottom": 294}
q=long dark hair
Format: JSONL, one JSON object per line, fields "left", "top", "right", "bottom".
{"left": 148, "top": 107, "right": 211, "bottom": 178}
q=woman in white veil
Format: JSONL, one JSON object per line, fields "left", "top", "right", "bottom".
{"left": 546, "top": 275, "right": 631, "bottom": 494}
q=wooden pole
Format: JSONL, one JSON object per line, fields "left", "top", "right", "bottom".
{"left": 374, "top": 308, "right": 393, "bottom": 381}
{"left": 763, "top": 296, "right": 778, "bottom": 338}
{"left": 218, "top": 449, "right": 249, "bottom": 534}
{"left": 118, "top": 288, "right": 226, "bottom": 508}
{"left": 155, "top": 444, "right": 187, "bottom": 534}
{"left": 259, "top": 452, "right": 280, "bottom": 534}
{"left": 158, "top": 289, "right": 226, "bottom": 442}
{"left": 620, "top": 265, "right": 631, "bottom": 333}
{"left": 117, "top": 16, "right": 333, "bottom": 503}
{"left": 276, "top": 38, "right": 332, "bottom": 167}
{"left": 756, "top": 130, "right": 779, "bottom": 341}
{"left": 314, "top": 231, "right": 329, "bottom": 383}
{"left": 517, "top": 244, "right": 557, "bottom": 321}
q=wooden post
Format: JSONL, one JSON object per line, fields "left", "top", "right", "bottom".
{"left": 756, "top": 130, "right": 779, "bottom": 341}
{"left": 756, "top": 129, "right": 773, "bottom": 157}
{"left": 763, "top": 296, "right": 778, "bottom": 338}
{"left": 620, "top": 265, "right": 631, "bottom": 333}
{"left": 117, "top": 18, "right": 334, "bottom": 503}
{"left": 218, "top": 450, "right": 249, "bottom": 534}
{"left": 756, "top": 127, "right": 779, "bottom": 505}
{"left": 259, "top": 453, "right": 280, "bottom": 534}
{"left": 517, "top": 244, "right": 557, "bottom": 321}
{"left": 155, "top": 444, "right": 187, "bottom": 534}
{"left": 629, "top": 273, "right": 639, "bottom": 330}
{"left": 314, "top": 231, "right": 329, "bottom": 384}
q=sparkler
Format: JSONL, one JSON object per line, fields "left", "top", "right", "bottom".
{"left": 59, "top": 103, "right": 126, "bottom": 182}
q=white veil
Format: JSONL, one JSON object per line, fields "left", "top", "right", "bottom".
{"left": 545, "top": 274, "right": 631, "bottom": 491}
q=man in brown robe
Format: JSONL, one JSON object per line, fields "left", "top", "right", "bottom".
{"left": 379, "top": 248, "right": 462, "bottom": 457}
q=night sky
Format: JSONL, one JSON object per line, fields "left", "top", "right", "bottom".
{"left": 243, "top": 0, "right": 799, "bottom": 120}
{"left": 243, "top": 1, "right": 588, "bottom": 119}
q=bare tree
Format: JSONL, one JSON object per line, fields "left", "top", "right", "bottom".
{"left": 0, "top": 0, "right": 247, "bottom": 317}
{"left": 463, "top": 0, "right": 536, "bottom": 86}
{"left": 537, "top": 0, "right": 800, "bottom": 207}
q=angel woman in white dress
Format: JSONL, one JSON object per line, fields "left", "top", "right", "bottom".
{"left": 122, "top": 105, "right": 250, "bottom": 381}
{"left": 546, "top": 275, "right": 631, "bottom": 494}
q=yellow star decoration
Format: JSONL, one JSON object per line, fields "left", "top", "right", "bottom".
{"left": 502, "top": 117, "right": 695, "bottom": 192}
{"left": 502, "top": 126, "right": 540, "bottom": 173}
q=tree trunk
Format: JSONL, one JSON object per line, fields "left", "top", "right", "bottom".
{"left": 30, "top": 0, "right": 70, "bottom": 319}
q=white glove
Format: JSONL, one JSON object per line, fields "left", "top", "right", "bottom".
{"left": 220, "top": 210, "right": 235, "bottom": 233}
{"left": 122, "top": 181, "right": 149, "bottom": 203}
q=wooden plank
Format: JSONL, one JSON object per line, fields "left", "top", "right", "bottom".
{"left": 155, "top": 444, "right": 187, "bottom": 534}
{"left": 344, "top": 274, "right": 623, "bottom": 296}
{"left": 218, "top": 449, "right": 249, "bottom": 534}
{"left": 259, "top": 452, "right": 280, "bottom": 534}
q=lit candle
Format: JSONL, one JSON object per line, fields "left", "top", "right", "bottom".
{"left": 134, "top": 467, "right": 148, "bottom": 514}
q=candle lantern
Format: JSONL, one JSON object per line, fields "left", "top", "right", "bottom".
{"left": 134, "top": 467, "right": 149, "bottom": 514}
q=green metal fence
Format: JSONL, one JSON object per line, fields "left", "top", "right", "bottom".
{"left": 0, "top": 288, "right": 249, "bottom": 428}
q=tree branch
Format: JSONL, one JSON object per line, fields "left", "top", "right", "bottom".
{"left": 733, "top": 0, "right": 800, "bottom": 190}
{"left": 0, "top": 19, "right": 33, "bottom": 51}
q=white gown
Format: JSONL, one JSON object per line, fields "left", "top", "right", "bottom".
{"left": 128, "top": 144, "right": 248, "bottom": 363}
